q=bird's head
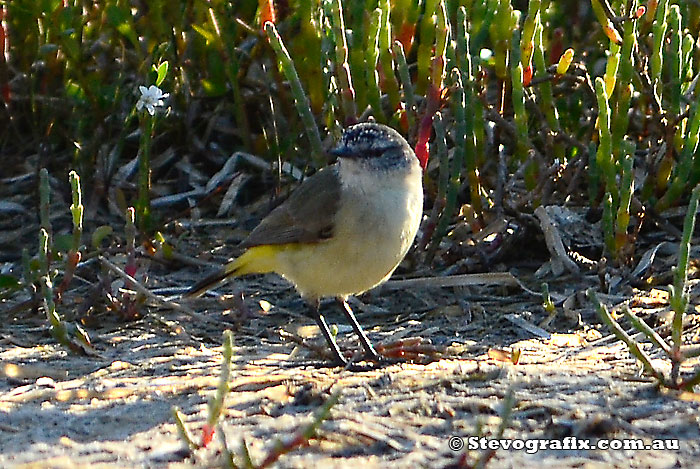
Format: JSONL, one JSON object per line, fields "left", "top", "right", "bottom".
{"left": 330, "top": 123, "right": 416, "bottom": 170}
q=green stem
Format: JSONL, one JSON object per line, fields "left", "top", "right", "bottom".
{"left": 651, "top": 0, "right": 669, "bottom": 103}
{"left": 365, "top": 8, "right": 385, "bottom": 122}
{"left": 328, "top": 0, "right": 357, "bottom": 122}
{"left": 378, "top": 0, "right": 400, "bottom": 113}
{"left": 393, "top": 40, "right": 416, "bottom": 132}
{"left": 595, "top": 77, "right": 616, "bottom": 203}
{"left": 588, "top": 289, "right": 667, "bottom": 385}
{"left": 614, "top": 143, "right": 634, "bottom": 260}
{"left": 670, "top": 185, "right": 700, "bottom": 355}
{"left": 136, "top": 113, "right": 153, "bottom": 231}
{"left": 265, "top": 22, "right": 324, "bottom": 160}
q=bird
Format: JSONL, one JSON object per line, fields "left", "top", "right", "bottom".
{"left": 185, "top": 122, "right": 424, "bottom": 367}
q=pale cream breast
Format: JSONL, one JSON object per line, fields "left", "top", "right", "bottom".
{"left": 274, "top": 158, "right": 423, "bottom": 300}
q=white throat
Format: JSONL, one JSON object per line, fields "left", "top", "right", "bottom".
{"left": 337, "top": 157, "right": 420, "bottom": 194}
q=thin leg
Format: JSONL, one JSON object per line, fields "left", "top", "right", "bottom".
{"left": 340, "top": 299, "right": 380, "bottom": 361}
{"left": 308, "top": 301, "right": 347, "bottom": 366}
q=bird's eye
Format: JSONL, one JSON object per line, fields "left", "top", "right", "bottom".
{"left": 361, "top": 147, "right": 386, "bottom": 158}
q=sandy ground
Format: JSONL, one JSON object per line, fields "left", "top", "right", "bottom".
{"left": 1, "top": 266, "right": 699, "bottom": 469}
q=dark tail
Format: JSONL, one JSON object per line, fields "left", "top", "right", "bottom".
{"left": 184, "top": 267, "right": 234, "bottom": 298}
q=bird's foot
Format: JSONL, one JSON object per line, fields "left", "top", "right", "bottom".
{"left": 326, "top": 350, "right": 398, "bottom": 371}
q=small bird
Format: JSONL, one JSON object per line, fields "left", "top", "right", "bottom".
{"left": 186, "top": 122, "right": 424, "bottom": 366}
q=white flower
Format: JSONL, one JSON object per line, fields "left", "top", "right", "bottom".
{"left": 136, "top": 85, "right": 169, "bottom": 115}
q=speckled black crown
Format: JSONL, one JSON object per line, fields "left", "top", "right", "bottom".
{"left": 331, "top": 122, "right": 413, "bottom": 161}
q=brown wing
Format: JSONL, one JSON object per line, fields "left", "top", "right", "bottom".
{"left": 240, "top": 165, "right": 341, "bottom": 247}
